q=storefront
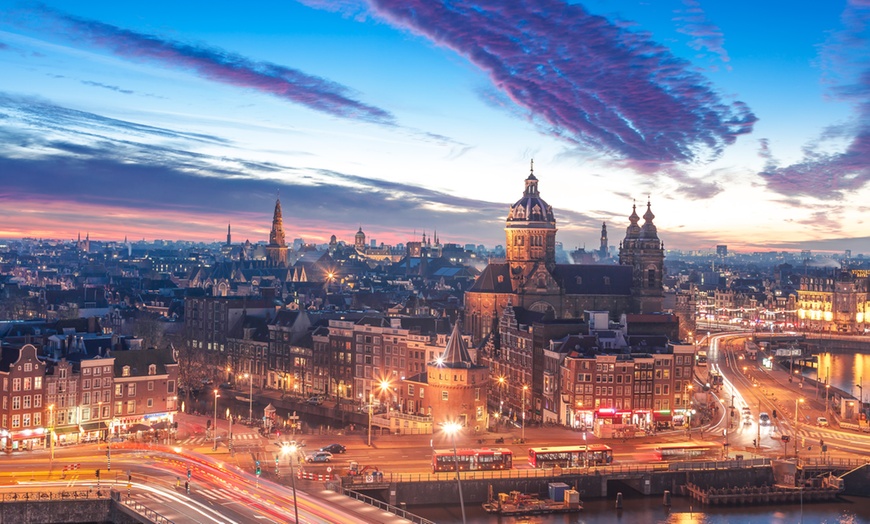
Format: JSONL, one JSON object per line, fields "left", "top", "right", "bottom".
{"left": 2, "top": 428, "right": 47, "bottom": 452}
{"left": 80, "top": 422, "right": 104, "bottom": 443}
{"left": 594, "top": 408, "right": 633, "bottom": 438}
{"left": 51, "top": 425, "right": 81, "bottom": 446}
{"left": 653, "top": 409, "right": 674, "bottom": 430}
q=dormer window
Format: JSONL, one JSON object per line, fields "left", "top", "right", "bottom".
{"left": 122, "top": 366, "right": 131, "bottom": 377}
{"left": 148, "top": 364, "right": 157, "bottom": 376}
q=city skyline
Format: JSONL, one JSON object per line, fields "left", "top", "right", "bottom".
{"left": 1, "top": 1, "right": 868, "bottom": 253}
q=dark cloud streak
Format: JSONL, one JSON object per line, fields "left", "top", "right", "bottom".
{"left": 760, "top": 2, "right": 870, "bottom": 199}
{"left": 30, "top": 5, "right": 396, "bottom": 126}
{"left": 367, "top": 0, "right": 756, "bottom": 169}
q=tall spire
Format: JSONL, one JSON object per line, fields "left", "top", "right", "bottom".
{"left": 269, "top": 198, "right": 286, "bottom": 247}
{"left": 439, "top": 321, "right": 472, "bottom": 367}
{"left": 226, "top": 223, "right": 232, "bottom": 246}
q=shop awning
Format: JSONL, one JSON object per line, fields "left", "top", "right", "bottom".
{"left": 52, "top": 426, "right": 80, "bottom": 435}
{"left": 80, "top": 422, "right": 104, "bottom": 432}
{"left": 653, "top": 411, "right": 673, "bottom": 421}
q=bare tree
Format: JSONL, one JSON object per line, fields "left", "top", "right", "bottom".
{"left": 167, "top": 331, "right": 211, "bottom": 412}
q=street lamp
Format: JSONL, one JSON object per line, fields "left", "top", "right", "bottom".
{"left": 282, "top": 443, "right": 300, "bottom": 524}
{"left": 213, "top": 389, "right": 220, "bottom": 451}
{"left": 521, "top": 385, "right": 529, "bottom": 443}
{"left": 244, "top": 372, "right": 253, "bottom": 423}
{"left": 794, "top": 398, "right": 804, "bottom": 460}
{"left": 442, "top": 422, "right": 467, "bottom": 524}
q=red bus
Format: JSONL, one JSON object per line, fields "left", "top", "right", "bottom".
{"left": 432, "top": 448, "right": 513, "bottom": 472}
{"left": 528, "top": 445, "right": 613, "bottom": 468}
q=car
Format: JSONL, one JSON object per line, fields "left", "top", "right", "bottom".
{"left": 306, "top": 451, "right": 333, "bottom": 463}
{"left": 306, "top": 396, "right": 324, "bottom": 406}
{"left": 759, "top": 412, "right": 771, "bottom": 425}
{"left": 320, "top": 443, "right": 346, "bottom": 454}
{"left": 817, "top": 416, "right": 829, "bottom": 427}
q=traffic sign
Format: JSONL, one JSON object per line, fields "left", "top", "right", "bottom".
{"left": 326, "top": 466, "right": 333, "bottom": 473}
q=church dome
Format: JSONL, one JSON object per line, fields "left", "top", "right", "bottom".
{"left": 640, "top": 201, "right": 659, "bottom": 240}
{"left": 506, "top": 163, "right": 556, "bottom": 227}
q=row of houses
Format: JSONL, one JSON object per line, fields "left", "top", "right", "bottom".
{"left": 0, "top": 338, "right": 178, "bottom": 452}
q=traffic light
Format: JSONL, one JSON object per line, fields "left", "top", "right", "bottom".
{"left": 206, "top": 419, "right": 212, "bottom": 429}
{"left": 772, "top": 409, "right": 777, "bottom": 419}
{"left": 187, "top": 468, "right": 192, "bottom": 480}
{"left": 95, "top": 469, "right": 100, "bottom": 479}
{"left": 255, "top": 460, "right": 261, "bottom": 476}
{"left": 128, "top": 473, "right": 132, "bottom": 483}
{"left": 752, "top": 439, "right": 757, "bottom": 447}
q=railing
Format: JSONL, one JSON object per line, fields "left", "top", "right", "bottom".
{"left": 0, "top": 489, "right": 111, "bottom": 502}
{"left": 123, "top": 499, "right": 175, "bottom": 524}
{"left": 799, "top": 457, "right": 870, "bottom": 469}
{"left": 380, "top": 459, "right": 771, "bottom": 483}
{"left": 343, "top": 487, "right": 435, "bottom": 524}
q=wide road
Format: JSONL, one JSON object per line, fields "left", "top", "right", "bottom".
{"left": 706, "top": 332, "right": 870, "bottom": 462}
{"left": 0, "top": 444, "right": 411, "bottom": 524}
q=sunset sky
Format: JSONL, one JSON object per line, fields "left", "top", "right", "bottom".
{"left": 1, "top": 1, "right": 868, "bottom": 253}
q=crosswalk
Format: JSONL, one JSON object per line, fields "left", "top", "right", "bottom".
{"left": 135, "top": 486, "right": 237, "bottom": 504}
{"left": 180, "top": 433, "right": 262, "bottom": 446}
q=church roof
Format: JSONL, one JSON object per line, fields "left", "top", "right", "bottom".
{"left": 467, "top": 263, "right": 513, "bottom": 293}
{"left": 552, "top": 264, "right": 633, "bottom": 295}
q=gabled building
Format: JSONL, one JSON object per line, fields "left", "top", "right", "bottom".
{"left": 0, "top": 344, "right": 46, "bottom": 452}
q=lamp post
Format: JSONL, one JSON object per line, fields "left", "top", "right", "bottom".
{"left": 367, "top": 392, "right": 373, "bottom": 447}
{"left": 497, "top": 376, "right": 505, "bottom": 422}
{"left": 521, "top": 385, "right": 529, "bottom": 443}
{"left": 244, "top": 372, "right": 253, "bottom": 423}
{"left": 48, "top": 404, "right": 55, "bottom": 471}
{"left": 442, "top": 422, "right": 466, "bottom": 524}
{"left": 794, "top": 398, "right": 804, "bottom": 460}
{"left": 282, "top": 443, "right": 300, "bottom": 524}
{"left": 825, "top": 382, "right": 830, "bottom": 416}
{"left": 212, "top": 389, "right": 219, "bottom": 451}
{"left": 582, "top": 431, "right": 588, "bottom": 471}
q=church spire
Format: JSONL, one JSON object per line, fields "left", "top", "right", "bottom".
{"left": 226, "top": 223, "right": 232, "bottom": 246}
{"left": 269, "top": 198, "right": 286, "bottom": 247}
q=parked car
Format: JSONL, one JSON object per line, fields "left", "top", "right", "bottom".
{"left": 320, "top": 443, "right": 346, "bottom": 454}
{"left": 759, "top": 412, "right": 771, "bottom": 425}
{"left": 306, "top": 451, "right": 333, "bottom": 463}
{"left": 817, "top": 416, "right": 829, "bottom": 427}
{"left": 306, "top": 396, "right": 324, "bottom": 406}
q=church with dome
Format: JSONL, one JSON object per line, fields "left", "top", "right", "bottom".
{"left": 464, "top": 163, "right": 665, "bottom": 344}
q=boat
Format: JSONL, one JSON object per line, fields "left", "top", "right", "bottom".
{"left": 482, "top": 490, "right": 582, "bottom": 516}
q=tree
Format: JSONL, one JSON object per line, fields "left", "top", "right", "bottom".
{"left": 131, "top": 312, "right": 165, "bottom": 349}
{"left": 167, "top": 331, "right": 211, "bottom": 412}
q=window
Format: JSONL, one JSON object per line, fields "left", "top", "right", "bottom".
{"left": 441, "top": 391, "right": 448, "bottom": 401}
{"left": 23, "top": 396, "right": 30, "bottom": 409}
{"left": 83, "top": 392, "right": 90, "bottom": 405}
{"left": 126, "top": 400, "right": 135, "bottom": 414}
{"left": 122, "top": 366, "right": 131, "bottom": 377}
{"left": 33, "top": 412, "right": 41, "bottom": 426}
{"left": 23, "top": 413, "right": 30, "bottom": 427}
{"left": 128, "top": 384, "right": 136, "bottom": 396}
{"left": 147, "top": 398, "right": 154, "bottom": 408}
{"left": 34, "top": 377, "right": 42, "bottom": 390}
{"left": 83, "top": 379, "right": 91, "bottom": 390}
{"left": 81, "top": 407, "right": 90, "bottom": 421}
{"left": 167, "top": 381, "right": 175, "bottom": 394}
{"left": 12, "top": 415, "right": 20, "bottom": 428}
{"left": 24, "top": 377, "right": 31, "bottom": 391}
{"left": 115, "top": 401, "right": 123, "bottom": 416}
{"left": 12, "top": 396, "right": 20, "bottom": 410}
{"left": 148, "top": 364, "right": 157, "bottom": 376}
{"left": 408, "top": 384, "right": 415, "bottom": 396}
{"left": 94, "top": 367, "right": 101, "bottom": 376}
{"left": 148, "top": 382, "right": 154, "bottom": 391}
{"left": 24, "top": 363, "right": 32, "bottom": 372}
{"left": 34, "top": 395, "right": 41, "bottom": 408}
{"left": 115, "top": 385, "right": 123, "bottom": 397}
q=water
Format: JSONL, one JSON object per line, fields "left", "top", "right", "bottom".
{"left": 413, "top": 494, "right": 870, "bottom": 523}
{"left": 801, "top": 351, "right": 870, "bottom": 403}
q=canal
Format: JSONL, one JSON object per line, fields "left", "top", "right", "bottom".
{"left": 800, "top": 350, "right": 870, "bottom": 403}
{"left": 412, "top": 493, "right": 870, "bottom": 523}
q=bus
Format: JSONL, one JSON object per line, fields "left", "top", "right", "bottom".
{"left": 654, "top": 443, "right": 719, "bottom": 461}
{"left": 707, "top": 370, "right": 723, "bottom": 388}
{"left": 432, "top": 448, "right": 513, "bottom": 472}
{"left": 527, "top": 445, "right": 613, "bottom": 468}
{"left": 696, "top": 350, "right": 708, "bottom": 367}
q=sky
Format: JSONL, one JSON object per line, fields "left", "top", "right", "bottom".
{"left": 0, "top": 0, "right": 868, "bottom": 254}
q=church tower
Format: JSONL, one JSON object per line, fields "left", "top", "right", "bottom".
{"left": 266, "top": 198, "right": 288, "bottom": 267}
{"left": 619, "top": 200, "right": 665, "bottom": 313}
{"left": 599, "top": 222, "right": 608, "bottom": 259}
{"left": 226, "top": 223, "right": 232, "bottom": 246}
{"left": 505, "top": 161, "right": 557, "bottom": 286}
{"left": 354, "top": 227, "right": 366, "bottom": 252}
